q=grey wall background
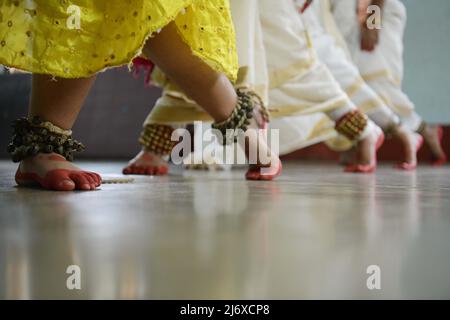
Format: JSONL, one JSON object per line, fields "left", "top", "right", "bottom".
{"left": 1, "top": 0, "right": 449, "bottom": 159}
{"left": 403, "top": 0, "right": 450, "bottom": 123}
{"left": 0, "top": 70, "right": 162, "bottom": 159}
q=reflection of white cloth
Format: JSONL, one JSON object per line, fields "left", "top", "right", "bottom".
{"left": 299, "top": 0, "right": 399, "bottom": 130}
{"left": 331, "top": 0, "right": 422, "bottom": 131}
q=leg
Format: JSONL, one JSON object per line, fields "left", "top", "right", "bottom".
{"left": 14, "top": 75, "right": 101, "bottom": 191}
{"left": 143, "top": 23, "right": 237, "bottom": 122}
{"left": 327, "top": 107, "right": 384, "bottom": 173}
{"left": 29, "top": 75, "right": 95, "bottom": 128}
{"left": 344, "top": 122, "right": 384, "bottom": 173}
{"left": 143, "top": 23, "right": 280, "bottom": 180}
{"left": 419, "top": 122, "right": 447, "bottom": 166}
{"left": 367, "top": 107, "right": 422, "bottom": 170}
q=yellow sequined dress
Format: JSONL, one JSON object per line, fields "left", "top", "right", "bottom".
{"left": 0, "top": 0, "right": 238, "bottom": 81}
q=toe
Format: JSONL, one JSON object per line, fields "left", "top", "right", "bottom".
{"left": 123, "top": 166, "right": 132, "bottom": 174}
{"left": 258, "top": 163, "right": 282, "bottom": 180}
{"left": 90, "top": 172, "right": 102, "bottom": 186}
{"left": 45, "top": 170, "right": 76, "bottom": 191}
{"left": 87, "top": 172, "right": 101, "bottom": 187}
{"left": 137, "top": 167, "right": 146, "bottom": 175}
{"left": 158, "top": 166, "right": 169, "bottom": 175}
{"left": 396, "top": 162, "right": 416, "bottom": 171}
{"left": 246, "top": 168, "right": 261, "bottom": 180}
{"left": 69, "top": 173, "right": 92, "bottom": 191}
{"left": 88, "top": 172, "right": 101, "bottom": 189}
{"left": 84, "top": 174, "right": 96, "bottom": 190}
{"left": 57, "top": 179, "right": 76, "bottom": 191}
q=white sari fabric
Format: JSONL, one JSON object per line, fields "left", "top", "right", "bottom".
{"left": 261, "top": 0, "right": 365, "bottom": 154}
{"left": 331, "top": 0, "right": 422, "bottom": 131}
{"left": 299, "top": 0, "right": 400, "bottom": 130}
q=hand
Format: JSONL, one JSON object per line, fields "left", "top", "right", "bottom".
{"left": 299, "top": 0, "right": 314, "bottom": 13}
{"left": 360, "top": 25, "right": 379, "bottom": 52}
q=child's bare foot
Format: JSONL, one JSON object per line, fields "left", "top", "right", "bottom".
{"left": 242, "top": 107, "right": 282, "bottom": 181}
{"left": 123, "top": 149, "right": 169, "bottom": 175}
{"left": 345, "top": 126, "right": 384, "bottom": 173}
{"left": 391, "top": 126, "right": 423, "bottom": 171}
{"left": 421, "top": 125, "right": 447, "bottom": 166}
{"left": 15, "top": 153, "right": 101, "bottom": 191}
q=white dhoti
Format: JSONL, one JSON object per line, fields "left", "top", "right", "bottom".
{"left": 299, "top": 0, "right": 400, "bottom": 131}
{"left": 331, "top": 0, "right": 422, "bottom": 131}
{"left": 261, "top": 0, "right": 376, "bottom": 154}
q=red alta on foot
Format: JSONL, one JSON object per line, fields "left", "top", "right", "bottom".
{"left": 123, "top": 164, "right": 169, "bottom": 176}
{"left": 15, "top": 168, "right": 101, "bottom": 191}
{"left": 246, "top": 161, "right": 282, "bottom": 181}
{"left": 345, "top": 131, "right": 385, "bottom": 174}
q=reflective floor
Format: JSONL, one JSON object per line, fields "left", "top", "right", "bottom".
{"left": 0, "top": 160, "right": 450, "bottom": 299}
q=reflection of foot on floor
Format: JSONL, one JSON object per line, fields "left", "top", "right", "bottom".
{"left": 123, "top": 150, "right": 169, "bottom": 176}
{"left": 15, "top": 153, "right": 101, "bottom": 191}
{"left": 421, "top": 125, "right": 447, "bottom": 166}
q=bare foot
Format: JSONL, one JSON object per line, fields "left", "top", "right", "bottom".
{"left": 392, "top": 126, "right": 422, "bottom": 170}
{"left": 242, "top": 106, "right": 282, "bottom": 181}
{"left": 15, "top": 153, "right": 101, "bottom": 191}
{"left": 345, "top": 126, "right": 384, "bottom": 173}
{"left": 421, "top": 125, "right": 447, "bottom": 165}
{"left": 123, "top": 149, "right": 169, "bottom": 175}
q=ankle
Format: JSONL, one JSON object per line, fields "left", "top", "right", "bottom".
{"left": 8, "top": 116, "right": 84, "bottom": 163}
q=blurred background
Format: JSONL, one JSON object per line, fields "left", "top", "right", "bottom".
{"left": 1, "top": 0, "right": 449, "bottom": 160}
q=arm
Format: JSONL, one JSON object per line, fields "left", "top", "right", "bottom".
{"left": 299, "top": 0, "right": 314, "bottom": 13}
{"left": 360, "top": 0, "right": 384, "bottom": 52}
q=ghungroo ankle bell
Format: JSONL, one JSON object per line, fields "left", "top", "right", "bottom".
{"left": 212, "top": 89, "right": 269, "bottom": 145}
{"left": 7, "top": 116, "right": 85, "bottom": 162}
{"left": 335, "top": 110, "right": 369, "bottom": 141}
{"left": 139, "top": 124, "right": 176, "bottom": 156}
